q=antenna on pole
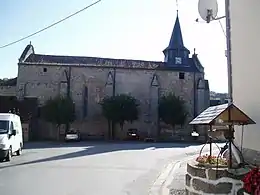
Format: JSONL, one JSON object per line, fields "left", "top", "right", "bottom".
{"left": 198, "top": 0, "right": 225, "bottom": 23}
{"left": 176, "top": 0, "right": 179, "bottom": 13}
{"left": 197, "top": 0, "right": 235, "bottom": 169}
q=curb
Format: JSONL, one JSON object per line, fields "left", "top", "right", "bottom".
{"left": 149, "top": 161, "right": 181, "bottom": 195}
{"left": 149, "top": 147, "right": 222, "bottom": 195}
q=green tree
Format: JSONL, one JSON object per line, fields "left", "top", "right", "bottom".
{"left": 41, "top": 96, "right": 75, "bottom": 140}
{"left": 158, "top": 93, "right": 188, "bottom": 134}
{"left": 100, "top": 94, "right": 139, "bottom": 139}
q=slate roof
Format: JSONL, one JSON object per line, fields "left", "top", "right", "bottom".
{"left": 22, "top": 53, "right": 204, "bottom": 73}
{"left": 24, "top": 54, "right": 163, "bottom": 67}
{"left": 19, "top": 45, "right": 32, "bottom": 61}
{"left": 192, "top": 54, "right": 204, "bottom": 72}
{"left": 19, "top": 44, "right": 34, "bottom": 62}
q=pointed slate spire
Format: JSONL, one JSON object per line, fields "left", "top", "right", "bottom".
{"left": 167, "top": 13, "right": 184, "bottom": 50}
{"left": 163, "top": 13, "right": 190, "bottom": 64}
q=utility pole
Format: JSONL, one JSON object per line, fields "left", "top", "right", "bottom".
{"left": 225, "top": 0, "right": 234, "bottom": 169}
{"left": 197, "top": 0, "right": 234, "bottom": 168}
{"left": 225, "top": 0, "right": 233, "bottom": 104}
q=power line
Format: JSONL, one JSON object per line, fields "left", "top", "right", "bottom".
{"left": 0, "top": 0, "right": 102, "bottom": 49}
{"left": 218, "top": 20, "right": 226, "bottom": 37}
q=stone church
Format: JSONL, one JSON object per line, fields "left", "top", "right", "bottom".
{"left": 2, "top": 14, "right": 210, "bottom": 139}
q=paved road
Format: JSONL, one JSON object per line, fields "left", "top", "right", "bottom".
{"left": 0, "top": 142, "right": 211, "bottom": 195}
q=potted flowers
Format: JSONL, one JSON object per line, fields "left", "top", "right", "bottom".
{"left": 196, "top": 154, "right": 228, "bottom": 167}
{"left": 242, "top": 167, "right": 260, "bottom": 195}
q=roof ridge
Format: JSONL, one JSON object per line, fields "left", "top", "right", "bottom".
{"left": 29, "top": 53, "right": 164, "bottom": 64}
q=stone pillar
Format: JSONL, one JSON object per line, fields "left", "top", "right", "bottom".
{"left": 17, "top": 83, "right": 26, "bottom": 100}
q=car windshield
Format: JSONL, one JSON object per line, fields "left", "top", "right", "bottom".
{"left": 67, "top": 130, "right": 76, "bottom": 134}
{"left": 128, "top": 129, "right": 137, "bottom": 133}
{"left": 0, "top": 120, "right": 9, "bottom": 134}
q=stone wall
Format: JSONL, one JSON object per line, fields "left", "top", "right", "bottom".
{"left": 231, "top": 0, "right": 260, "bottom": 168}
{"left": 16, "top": 63, "right": 207, "bottom": 138}
{"left": 241, "top": 147, "right": 260, "bottom": 166}
{"left": 186, "top": 161, "right": 243, "bottom": 195}
{"left": 0, "top": 86, "right": 16, "bottom": 96}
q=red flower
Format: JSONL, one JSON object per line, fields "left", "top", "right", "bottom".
{"left": 242, "top": 168, "right": 260, "bottom": 194}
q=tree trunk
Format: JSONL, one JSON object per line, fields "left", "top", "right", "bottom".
{"left": 171, "top": 125, "right": 175, "bottom": 137}
{"left": 111, "top": 121, "right": 115, "bottom": 140}
{"left": 157, "top": 122, "right": 161, "bottom": 138}
{"left": 65, "top": 123, "right": 70, "bottom": 134}
{"left": 119, "top": 122, "right": 124, "bottom": 140}
{"left": 119, "top": 122, "right": 124, "bottom": 131}
{"left": 107, "top": 120, "right": 111, "bottom": 140}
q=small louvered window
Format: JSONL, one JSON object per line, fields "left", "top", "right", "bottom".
{"left": 179, "top": 72, "right": 185, "bottom": 79}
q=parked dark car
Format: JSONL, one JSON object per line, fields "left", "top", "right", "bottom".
{"left": 65, "top": 129, "right": 80, "bottom": 142}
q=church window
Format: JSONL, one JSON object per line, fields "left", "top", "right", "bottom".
{"left": 151, "top": 74, "right": 159, "bottom": 87}
{"left": 43, "top": 67, "right": 47, "bottom": 72}
{"left": 179, "top": 72, "right": 185, "bottom": 79}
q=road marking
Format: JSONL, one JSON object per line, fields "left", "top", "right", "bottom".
{"left": 160, "top": 161, "right": 181, "bottom": 195}
{"left": 143, "top": 147, "right": 156, "bottom": 151}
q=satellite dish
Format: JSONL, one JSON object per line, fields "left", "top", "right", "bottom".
{"left": 198, "top": 0, "right": 218, "bottom": 23}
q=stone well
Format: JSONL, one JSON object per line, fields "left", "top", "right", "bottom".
{"left": 185, "top": 161, "right": 244, "bottom": 195}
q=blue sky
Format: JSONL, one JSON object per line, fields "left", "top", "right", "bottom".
{"left": 0, "top": 0, "right": 227, "bottom": 92}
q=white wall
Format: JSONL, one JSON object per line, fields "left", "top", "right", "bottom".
{"left": 231, "top": 0, "right": 260, "bottom": 151}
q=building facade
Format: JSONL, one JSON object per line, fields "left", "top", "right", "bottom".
{"left": 231, "top": 0, "right": 260, "bottom": 165}
{"left": 1, "top": 14, "right": 210, "bottom": 139}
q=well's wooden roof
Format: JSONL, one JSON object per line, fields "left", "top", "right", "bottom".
{"left": 190, "top": 103, "right": 255, "bottom": 125}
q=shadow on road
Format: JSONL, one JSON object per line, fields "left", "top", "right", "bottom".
{"left": 23, "top": 141, "right": 201, "bottom": 149}
{"left": 0, "top": 142, "right": 200, "bottom": 169}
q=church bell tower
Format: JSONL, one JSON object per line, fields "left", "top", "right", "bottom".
{"left": 163, "top": 13, "right": 190, "bottom": 66}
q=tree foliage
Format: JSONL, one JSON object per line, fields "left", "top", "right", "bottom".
{"left": 158, "top": 93, "right": 188, "bottom": 130}
{"left": 41, "top": 96, "right": 75, "bottom": 127}
{"left": 100, "top": 94, "right": 139, "bottom": 132}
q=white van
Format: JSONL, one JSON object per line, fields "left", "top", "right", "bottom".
{"left": 0, "top": 113, "right": 23, "bottom": 161}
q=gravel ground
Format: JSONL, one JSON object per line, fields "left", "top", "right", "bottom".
{"left": 170, "top": 189, "right": 186, "bottom": 195}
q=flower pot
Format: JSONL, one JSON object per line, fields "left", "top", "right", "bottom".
{"left": 197, "top": 162, "right": 228, "bottom": 168}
